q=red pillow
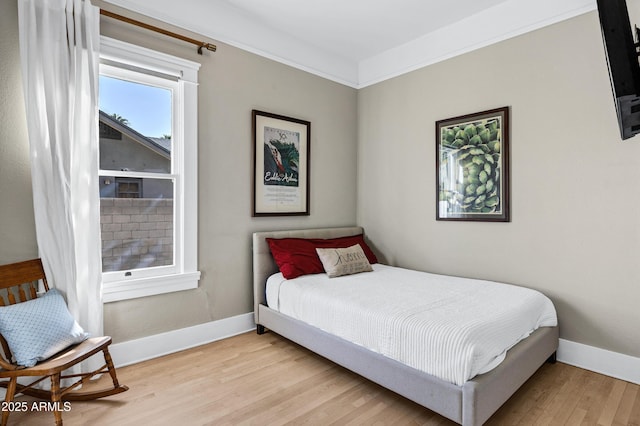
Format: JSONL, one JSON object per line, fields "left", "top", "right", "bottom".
{"left": 266, "top": 234, "right": 378, "bottom": 279}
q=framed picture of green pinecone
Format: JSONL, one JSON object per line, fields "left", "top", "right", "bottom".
{"left": 436, "top": 106, "right": 510, "bottom": 222}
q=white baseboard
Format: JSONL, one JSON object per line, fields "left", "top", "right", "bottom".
{"left": 558, "top": 338, "right": 640, "bottom": 385}
{"left": 109, "top": 312, "right": 255, "bottom": 367}
{"left": 110, "top": 317, "right": 640, "bottom": 386}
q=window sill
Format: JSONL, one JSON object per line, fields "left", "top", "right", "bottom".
{"left": 102, "top": 271, "right": 201, "bottom": 303}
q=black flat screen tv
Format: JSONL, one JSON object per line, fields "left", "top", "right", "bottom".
{"left": 597, "top": 0, "right": 640, "bottom": 140}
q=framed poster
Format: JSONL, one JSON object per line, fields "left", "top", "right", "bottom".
{"left": 252, "top": 110, "right": 310, "bottom": 216}
{"left": 436, "top": 106, "right": 510, "bottom": 222}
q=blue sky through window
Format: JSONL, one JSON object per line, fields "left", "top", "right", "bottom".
{"left": 99, "top": 75, "right": 172, "bottom": 138}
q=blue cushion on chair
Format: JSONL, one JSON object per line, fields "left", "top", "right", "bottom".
{"left": 0, "top": 289, "right": 89, "bottom": 367}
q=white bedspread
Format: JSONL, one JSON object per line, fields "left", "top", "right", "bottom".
{"left": 266, "top": 264, "right": 557, "bottom": 386}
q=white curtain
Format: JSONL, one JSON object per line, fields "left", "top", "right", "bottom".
{"left": 17, "top": 0, "right": 103, "bottom": 348}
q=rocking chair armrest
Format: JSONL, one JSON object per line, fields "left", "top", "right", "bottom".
{"left": 0, "top": 355, "right": 21, "bottom": 372}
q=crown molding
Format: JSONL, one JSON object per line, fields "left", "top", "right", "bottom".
{"left": 103, "top": 0, "right": 596, "bottom": 89}
{"left": 357, "top": 0, "right": 596, "bottom": 88}
{"left": 102, "top": 0, "right": 359, "bottom": 86}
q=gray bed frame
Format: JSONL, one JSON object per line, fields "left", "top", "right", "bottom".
{"left": 253, "top": 227, "right": 559, "bottom": 426}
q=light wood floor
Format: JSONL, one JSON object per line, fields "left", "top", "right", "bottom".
{"left": 7, "top": 331, "right": 640, "bottom": 425}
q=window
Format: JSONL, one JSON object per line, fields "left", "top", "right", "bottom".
{"left": 99, "top": 37, "right": 200, "bottom": 302}
{"left": 115, "top": 178, "right": 142, "bottom": 198}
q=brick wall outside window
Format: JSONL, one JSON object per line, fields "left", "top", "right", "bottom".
{"left": 100, "top": 198, "right": 173, "bottom": 272}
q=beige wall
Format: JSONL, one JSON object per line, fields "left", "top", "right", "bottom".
{"left": 0, "top": 0, "right": 358, "bottom": 342}
{"left": 2, "top": 0, "right": 639, "bottom": 360}
{"left": 357, "top": 12, "right": 640, "bottom": 358}
{"left": 0, "top": 0, "right": 37, "bottom": 264}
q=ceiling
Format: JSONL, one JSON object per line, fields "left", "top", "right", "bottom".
{"left": 219, "top": 0, "right": 511, "bottom": 62}
{"left": 104, "top": 0, "right": 596, "bottom": 88}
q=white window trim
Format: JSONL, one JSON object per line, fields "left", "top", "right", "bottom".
{"left": 100, "top": 36, "right": 201, "bottom": 303}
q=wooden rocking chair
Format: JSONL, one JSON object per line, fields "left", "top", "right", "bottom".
{"left": 0, "top": 259, "right": 128, "bottom": 426}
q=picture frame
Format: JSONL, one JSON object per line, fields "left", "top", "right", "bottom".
{"left": 252, "top": 110, "right": 310, "bottom": 216}
{"left": 436, "top": 106, "right": 510, "bottom": 222}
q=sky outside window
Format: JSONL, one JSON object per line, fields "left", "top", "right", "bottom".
{"left": 99, "top": 75, "right": 172, "bottom": 138}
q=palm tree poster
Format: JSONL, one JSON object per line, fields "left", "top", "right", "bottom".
{"left": 263, "top": 126, "right": 300, "bottom": 187}
{"left": 252, "top": 110, "right": 310, "bottom": 216}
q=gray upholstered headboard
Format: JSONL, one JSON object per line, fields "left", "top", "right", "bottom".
{"left": 252, "top": 226, "right": 364, "bottom": 323}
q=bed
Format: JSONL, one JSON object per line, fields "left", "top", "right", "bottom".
{"left": 253, "top": 226, "right": 559, "bottom": 426}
